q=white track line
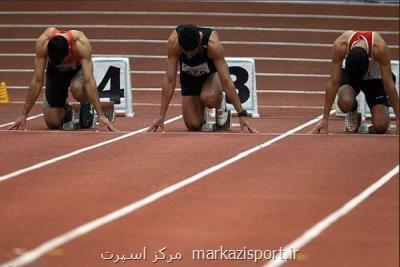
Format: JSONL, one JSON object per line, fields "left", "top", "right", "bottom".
{"left": 195, "top": 0, "right": 398, "bottom": 6}
{"left": 0, "top": 53, "right": 334, "bottom": 63}
{"left": 0, "top": 114, "right": 43, "bottom": 128}
{"left": 5, "top": 87, "right": 326, "bottom": 94}
{"left": 4, "top": 101, "right": 323, "bottom": 109}
{"left": 0, "top": 11, "right": 396, "bottom": 20}
{"left": 264, "top": 164, "right": 399, "bottom": 267}
{"left": 0, "top": 115, "right": 182, "bottom": 183}
{"left": 1, "top": 38, "right": 398, "bottom": 49}
{"left": 0, "top": 112, "right": 334, "bottom": 267}
{"left": 2, "top": 25, "right": 400, "bottom": 35}
{"left": 0, "top": 24, "right": 397, "bottom": 35}
{"left": 0, "top": 69, "right": 330, "bottom": 78}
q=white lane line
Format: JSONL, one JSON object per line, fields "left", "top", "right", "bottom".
{"left": 0, "top": 24, "right": 397, "bottom": 35}
{"left": 0, "top": 69, "right": 331, "bottom": 78}
{"left": 4, "top": 87, "right": 327, "bottom": 94}
{"left": 0, "top": 115, "right": 182, "bottom": 183}
{"left": 0, "top": 11, "right": 396, "bottom": 20}
{"left": 264, "top": 164, "right": 400, "bottom": 267}
{"left": 0, "top": 114, "right": 43, "bottom": 128}
{"left": 0, "top": 111, "right": 334, "bottom": 267}
{"left": 4, "top": 101, "right": 323, "bottom": 109}
{"left": 1, "top": 38, "right": 398, "bottom": 49}
{"left": 0, "top": 53, "right": 335, "bottom": 63}
{"left": 195, "top": 0, "right": 397, "bottom": 6}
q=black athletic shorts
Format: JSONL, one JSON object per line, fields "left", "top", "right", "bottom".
{"left": 44, "top": 63, "right": 82, "bottom": 108}
{"left": 340, "top": 68, "right": 396, "bottom": 109}
{"left": 179, "top": 72, "right": 216, "bottom": 96}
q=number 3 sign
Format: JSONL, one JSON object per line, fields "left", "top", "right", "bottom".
{"left": 226, "top": 57, "right": 259, "bottom": 118}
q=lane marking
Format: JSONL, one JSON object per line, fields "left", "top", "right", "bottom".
{"left": 3, "top": 87, "right": 327, "bottom": 94}
{"left": 0, "top": 69, "right": 331, "bottom": 78}
{"left": 0, "top": 24, "right": 397, "bottom": 35}
{"left": 0, "top": 115, "right": 182, "bottom": 183}
{"left": 195, "top": 0, "right": 397, "bottom": 6}
{"left": 0, "top": 112, "right": 333, "bottom": 267}
{"left": 264, "top": 165, "right": 400, "bottom": 267}
{"left": 1, "top": 38, "right": 398, "bottom": 49}
{"left": 0, "top": 114, "right": 43, "bottom": 128}
{"left": 3, "top": 130, "right": 398, "bottom": 137}
{"left": 0, "top": 11, "right": 397, "bottom": 20}
{"left": 3, "top": 101, "right": 323, "bottom": 109}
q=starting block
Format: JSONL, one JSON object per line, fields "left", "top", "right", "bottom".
{"left": 62, "top": 101, "right": 115, "bottom": 131}
{"left": 201, "top": 108, "right": 232, "bottom": 132}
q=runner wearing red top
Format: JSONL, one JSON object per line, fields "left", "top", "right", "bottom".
{"left": 9, "top": 27, "right": 117, "bottom": 131}
{"left": 312, "top": 30, "right": 399, "bottom": 134}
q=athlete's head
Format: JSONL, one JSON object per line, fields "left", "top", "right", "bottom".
{"left": 345, "top": 46, "right": 369, "bottom": 82}
{"left": 47, "top": 35, "right": 69, "bottom": 65}
{"left": 178, "top": 24, "right": 200, "bottom": 53}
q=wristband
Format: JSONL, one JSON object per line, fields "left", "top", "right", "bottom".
{"left": 238, "top": 109, "right": 248, "bottom": 117}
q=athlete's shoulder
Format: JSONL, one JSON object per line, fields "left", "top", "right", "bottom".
{"left": 207, "top": 31, "right": 224, "bottom": 60}
{"left": 166, "top": 30, "right": 180, "bottom": 56}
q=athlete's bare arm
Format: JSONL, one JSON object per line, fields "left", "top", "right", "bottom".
{"left": 311, "top": 31, "right": 350, "bottom": 134}
{"left": 148, "top": 30, "right": 180, "bottom": 132}
{"left": 373, "top": 33, "right": 399, "bottom": 132}
{"left": 208, "top": 31, "right": 258, "bottom": 133}
{"left": 9, "top": 29, "right": 50, "bottom": 129}
{"left": 73, "top": 31, "right": 117, "bottom": 131}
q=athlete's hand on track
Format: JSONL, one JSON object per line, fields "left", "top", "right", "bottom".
{"left": 99, "top": 115, "right": 119, "bottom": 132}
{"left": 238, "top": 117, "right": 259, "bottom": 133}
{"left": 310, "top": 119, "right": 329, "bottom": 134}
{"left": 8, "top": 114, "right": 27, "bottom": 130}
{"left": 148, "top": 116, "right": 166, "bottom": 132}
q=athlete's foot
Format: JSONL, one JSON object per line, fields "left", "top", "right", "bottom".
{"left": 345, "top": 110, "right": 361, "bottom": 132}
{"left": 79, "top": 102, "right": 94, "bottom": 129}
{"left": 216, "top": 92, "right": 228, "bottom": 127}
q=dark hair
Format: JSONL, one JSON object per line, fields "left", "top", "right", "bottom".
{"left": 47, "top": 35, "right": 69, "bottom": 65}
{"left": 345, "top": 46, "right": 369, "bottom": 82}
{"left": 178, "top": 24, "right": 200, "bottom": 51}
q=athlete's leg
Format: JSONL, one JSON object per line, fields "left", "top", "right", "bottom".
{"left": 69, "top": 70, "right": 94, "bottom": 128}
{"left": 69, "top": 69, "right": 88, "bottom": 102}
{"left": 182, "top": 95, "right": 205, "bottom": 131}
{"left": 363, "top": 79, "right": 391, "bottom": 134}
{"left": 200, "top": 72, "right": 223, "bottom": 108}
{"left": 43, "top": 107, "right": 65, "bottom": 129}
{"left": 43, "top": 65, "right": 70, "bottom": 129}
{"left": 370, "top": 104, "right": 389, "bottom": 134}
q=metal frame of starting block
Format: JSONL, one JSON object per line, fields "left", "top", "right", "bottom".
{"left": 62, "top": 102, "right": 115, "bottom": 131}
{"left": 201, "top": 108, "right": 232, "bottom": 132}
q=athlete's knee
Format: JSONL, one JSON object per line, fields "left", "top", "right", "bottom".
{"left": 372, "top": 120, "right": 389, "bottom": 134}
{"left": 200, "top": 90, "right": 219, "bottom": 108}
{"left": 44, "top": 117, "right": 62, "bottom": 129}
{"left": 70, "top": 80, "right": 87, "bottom": 102}
{"left": 184, "top": 117, "right": 203, "bottom": 131}
{"left": 337, "top": 86, "right": 357, "bottom": 113}
{"left": 185, "top": 122, "right": 202, "bottom": 131}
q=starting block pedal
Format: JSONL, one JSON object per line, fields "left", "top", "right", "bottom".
{"left": 62, "top": 101, "right": 114, "bottom": 131}
{"left": 201, "top": 109, "right": 232, "bottom": 132}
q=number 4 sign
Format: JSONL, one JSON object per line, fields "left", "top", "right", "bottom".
{"left": 226, "top": 57, "right": 259, "bottom": 118}
{"left": 92, "top": 57, "right": 134, "bottom": 117}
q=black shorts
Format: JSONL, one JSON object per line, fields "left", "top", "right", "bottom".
{"left": 44, "top": 64, "right": 82, "bottom": 108}
{"left": 340, "top": 68, "right": 396, "bottom": 109}
{"left": 180, "top": 72, "right": 215, "bottom": 96}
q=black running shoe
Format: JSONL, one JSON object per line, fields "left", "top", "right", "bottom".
{"left": 63, "top": 103, "right": 74, "bottom": 124}
{"left": 79, "top": 102, "right": 94, "bottom": 129}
